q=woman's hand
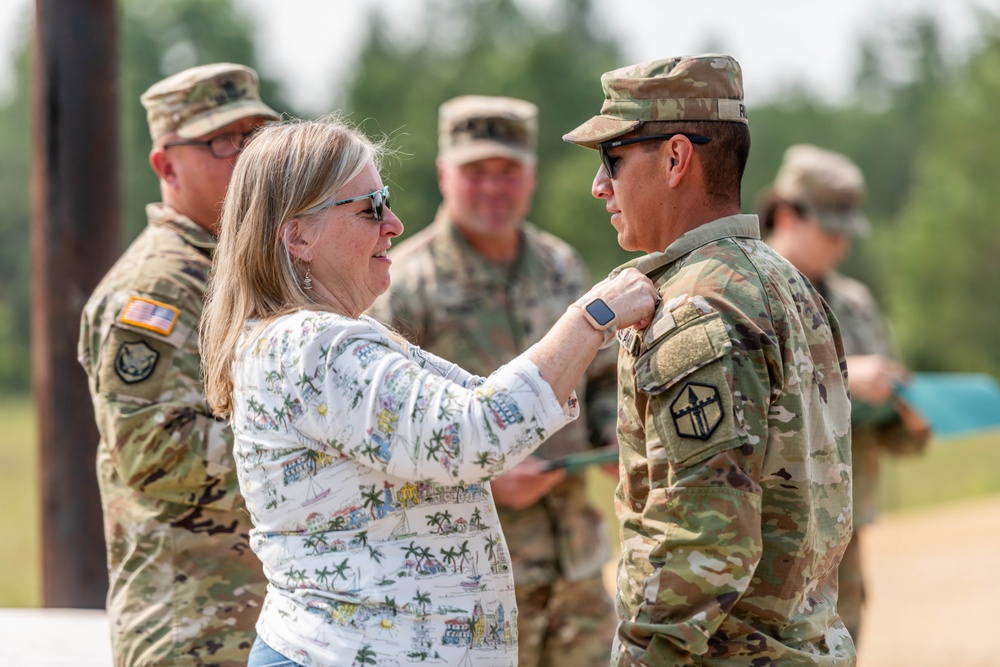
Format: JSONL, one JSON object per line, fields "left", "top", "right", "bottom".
{"left": 582, "top": 268, "right": 659, "bottom": 332}
{"left": 524, "top": 270, "right": 658, "bottom": 405}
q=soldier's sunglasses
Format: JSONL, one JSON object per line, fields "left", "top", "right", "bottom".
{"left": 163, "top": 131, "right": 254, "bottom": 159}
{"left": 598, "top": 133, "right": 712, "bottom": 178}
{"left": 308, "top": 185, "right": 391, "bottom": 222}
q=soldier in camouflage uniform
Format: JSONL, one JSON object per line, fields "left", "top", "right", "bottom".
{"left": 370, "top": 95, "right": 619, "bottom": 667}
{"left": 77, "top": 63, "right": 278, "bottom": 666}
{"left": 759, "top": 144, "right": 931, "bottom": 646}
{"left": 563, "top": 55, "right": 857, "bottom": 665}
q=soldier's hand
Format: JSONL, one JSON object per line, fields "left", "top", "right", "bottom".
{"left": 893, "top": 396, "right": 932, "bottom": 438}
{"left": 490, "top": 457, "right": 566, "bottom": 510}
{"left": 846, "top": 354, "right": 910, "bottom": 405}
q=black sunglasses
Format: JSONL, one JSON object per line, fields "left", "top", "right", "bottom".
{"left": 309, "top": 185, "right": 391, "bottom": 222}
{"left": 163, "top": 131, "right": 255, "bottom": 159}
{"left": 598, "top": 133, "right": 712, "bottom": 178}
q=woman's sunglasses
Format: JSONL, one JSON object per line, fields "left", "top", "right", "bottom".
{"left": 309, "top": 185, "right": 391, "bottom": 221}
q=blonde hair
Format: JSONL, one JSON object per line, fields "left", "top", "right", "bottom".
{"left": 202, "top": 115, "right": 389, "bottom": 416}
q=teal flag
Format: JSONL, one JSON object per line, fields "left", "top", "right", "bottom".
{"left": 896, "top": 372, "right": 1000, "bottom": 439}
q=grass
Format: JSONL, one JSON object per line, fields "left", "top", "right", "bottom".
{"left": 0, "top": 394, "right": 40, "bottom": 607}
{"left": 879, "top": 430, "right": 1000, "bottom": 513}
{"left": 1, "top": 392, "right": 999, "bottom": 608}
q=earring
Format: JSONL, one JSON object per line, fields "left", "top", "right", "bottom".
{"left": 303, "top": 265, "right": 313, "bottom": 290}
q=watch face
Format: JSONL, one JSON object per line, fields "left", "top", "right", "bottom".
{"left": 586, "top": 299, "right": 616, "bottom": 327}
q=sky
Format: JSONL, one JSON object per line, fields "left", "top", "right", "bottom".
{"left": 0, "top": 0, "right": 994, "bottom": 112}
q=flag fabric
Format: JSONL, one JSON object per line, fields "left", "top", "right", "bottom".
{"left": 119, "top": 296, "right": 180, "bottom": 336}
{"left": 897, "top": 373, "right": 1000, "bottom": 439}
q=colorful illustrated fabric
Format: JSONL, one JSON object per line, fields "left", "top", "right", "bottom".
{"left": 370, "top": 210, "right": 619, "bottom": 666}
{"left": 232, "top": 310, "right": 576, "bottom": 667}
{"left": 370, "top": 211, "right": 616, "bottom": 586}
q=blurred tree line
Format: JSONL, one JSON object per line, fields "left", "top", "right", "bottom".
{"left": 0, "top": 0, "right": 997, "bottom": 391}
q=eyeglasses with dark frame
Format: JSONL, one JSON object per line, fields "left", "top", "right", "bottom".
{"left": 163, "top": 131, "right": 255, "bottom": 159}
{"left": 598, "top": 133, "right": 712, "bottom": 178}
{"left": 307, "top": 185, "right": 391, "bottom": 222}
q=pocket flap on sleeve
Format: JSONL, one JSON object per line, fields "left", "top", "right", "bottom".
{"left": 635, "top": 313, "right": 731, "bottom": 394}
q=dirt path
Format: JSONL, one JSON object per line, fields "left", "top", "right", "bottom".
{"left": 857, "top": 494, "right": 1000, "bottom": 667}
{"left": 600, "top": 494, "right": 1000, "bottom": 665}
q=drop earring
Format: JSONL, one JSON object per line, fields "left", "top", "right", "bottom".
{"left": 303, "top": 265, "right": 313, "bottom": 290}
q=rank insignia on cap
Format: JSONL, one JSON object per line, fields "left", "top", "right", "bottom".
{"left": 120, "top": 296, "right": 179, "bottom": 335}
{"left": 114, "top": 341, "right": 159, "bottom": 384}
{"left": 671, "top": 382, "right": 722, "bottom": 439}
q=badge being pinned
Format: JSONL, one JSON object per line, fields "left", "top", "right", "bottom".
{"left": 671, "top": 382, "right": 722, "bottom": 439}
{"left": 115, "top": 341, "right": 159, "bottom": 384}
{"left": 120, "top": 296, "right": 179, "bottom": 335}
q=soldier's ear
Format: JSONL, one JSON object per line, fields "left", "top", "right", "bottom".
{"left": 149, "top": 146, "right": 176, "bottom": 187}
{"left": 663, "top": 136, "right": 695, "bottom": 189}
{"left": 435, "top": 158, "right": 448, "bottom": 195}
{"left": 772, "top": 204, "right": 801, "bottom": 233}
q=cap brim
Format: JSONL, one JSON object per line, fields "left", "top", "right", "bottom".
{"left": 562, "top": 116, "right": 642, "bottom": 149}
{"left": 439, "top": 141, "right": 536, "bottom": 166}
{"left": 815, "top": 208, "right": 870, "bottom": 237}
{"left": 177, "top": 100, "right": 280, "bottom": 139}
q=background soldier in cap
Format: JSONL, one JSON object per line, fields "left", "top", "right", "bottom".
{"left": 371, "top": 95, "right": 619, "bottom": 667}
{"left": 759, "top": 143, "right": 931, "bottom": 646}
{"left": 78, "top": 62, "right": 278, "bottom": 666}
{"left": 564, "top": 56, "right": 856, "bottom": 664}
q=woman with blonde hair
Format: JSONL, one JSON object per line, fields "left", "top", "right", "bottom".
{"left": 202, "top": 116, "right": 657, "bottom": 667}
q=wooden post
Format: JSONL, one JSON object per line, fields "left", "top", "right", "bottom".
{"left": 30, "top": 0, "right": 119, "bottom": 608}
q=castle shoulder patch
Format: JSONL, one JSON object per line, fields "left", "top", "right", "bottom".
{"left": 670, "top": 382, "right": 722, "bottom": 439}
{"left": 114, "top": 340, "right": 159, "bottom": 384}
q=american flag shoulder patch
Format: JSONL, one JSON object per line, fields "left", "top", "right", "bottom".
{"left": 120, "top": 296, "right": 180, "bottom": 335}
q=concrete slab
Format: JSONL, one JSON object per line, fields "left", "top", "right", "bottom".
{"left": 0, "top": 608, "right": 111, "bottom": 666}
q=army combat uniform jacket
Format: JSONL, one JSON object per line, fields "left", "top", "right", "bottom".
{"left": 819, "top": 272, "right": 929, "bottom": 527}
{"left": 371, "top": 211, "right": 616, "bottom": 586}
{"left": 611, "top": 215, "right": 855, "bottom": 665}
{"left": 78, "top": 204, "right": 265, "bottom": 666}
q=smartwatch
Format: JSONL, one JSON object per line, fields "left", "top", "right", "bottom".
{"left": 571, "top": 296, "right": 618, "bottom": 348}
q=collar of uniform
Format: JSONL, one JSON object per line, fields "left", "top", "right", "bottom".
{"left": 146, "top": 202, "right": 218, "bottom": 252}
{"left": 609, "top": 214, "right": 760, "bottom": 278}
{"left": 434, "top": 207, "right": 536, "bottom": 287}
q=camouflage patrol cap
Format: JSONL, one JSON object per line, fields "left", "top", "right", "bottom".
{"left": 438, "top": 95, "right": 537, "bottom": 165}
{"left": 141, "top": 63, "right": 279, "bottom": 140}
{"left": 774, "top": 144, "right": 870, "bottom": 236}
{"left": 563, "top": 54, "right": 747, "bottom": 148}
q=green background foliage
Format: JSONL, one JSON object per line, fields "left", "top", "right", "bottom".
{"left": 1, "top": 0, "right": 998, "bottom": 389}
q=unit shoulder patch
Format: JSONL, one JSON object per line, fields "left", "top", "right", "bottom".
{"left": 114, "top": 340, "right": 159, "bottom": 384}
{"left": 670, "top": 382, "right": 722, "bottom": 439}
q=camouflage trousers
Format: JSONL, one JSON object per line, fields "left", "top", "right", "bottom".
{"left": 515, "top": 573, "right": 617, "bottom": 667}
{"left": 837, "top": 527, "right": 866, "bottom": 646}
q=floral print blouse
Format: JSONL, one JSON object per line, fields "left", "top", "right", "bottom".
{"left": 231, "top": 311, "right": 577, "bottom": 667}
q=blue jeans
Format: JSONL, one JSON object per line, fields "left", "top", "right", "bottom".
{"left": 248, "top": 636, "right": 304, "bottom": 667}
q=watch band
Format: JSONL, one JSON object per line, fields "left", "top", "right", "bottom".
{"left": 570, "top": 296, "right": 618, "bottom": 349}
